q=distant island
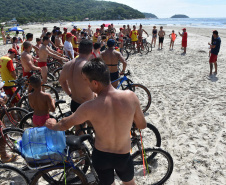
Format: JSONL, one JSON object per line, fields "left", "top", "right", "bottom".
{"left": 0, "top": 0, "right": 145, "bottom": 24}
{"left": 171, "top": 14, "right": 189, "bottom": 18}
{"left": 143, "top": 12, "right": 158, "bottom": 19}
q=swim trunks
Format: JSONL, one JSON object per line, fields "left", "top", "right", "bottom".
{"left": 38, "top": 62, "right": 47, "bottom": 67}
{"left": 209, "top": 53, "right": 217, "bottom": 63}
{"left": 92, "top": 147, "right": 134, "bottom": 185}
{"left": 3, "top": 86, "right": 21, "bottom": 104}
{"left": 159, "top": 37, "right": 164, "bottom": 43}
{"left": 153, "top": 35, "right": 157, "bottom": 38}
{"left": 110, "top": 71, "right": 119, "bottom": 82}
{"left": 70, "top": 99, "right": 81, "bottom": 113}
{"left": 23, "top": 71, "right": 32, "bottom": 78}
{"left": 33, "top": 114, "right": 50, "bottom": 127}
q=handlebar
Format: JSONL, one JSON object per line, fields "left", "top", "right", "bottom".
{"left": 124, "top": 70, "right": 131, "bottom": 76}
{"left": 8, "top": 76, "right": 28, "bottom": 84}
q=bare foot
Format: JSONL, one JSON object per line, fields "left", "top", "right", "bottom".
{"left": 1, "top": 154, "right": 17, "bottom": 163}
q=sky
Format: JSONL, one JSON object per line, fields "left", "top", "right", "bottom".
{"left": 104, "top": 0, "right": 226, "bottom": 18}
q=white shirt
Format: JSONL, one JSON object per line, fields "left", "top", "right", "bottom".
{"left": 64, "top": 41, "right": 74, "bottom": 59}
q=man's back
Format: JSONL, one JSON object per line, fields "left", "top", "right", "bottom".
{"left": 21, "top": 51, "right": 32, "bottom": 72}
{"left": 62, "top": 58, "right": 93, "bottom": 104}
{"left": 101, "top": 49, "right": 120, "bottom": 66}
{"left": 39, "top": 45, "right": 48, "bottom": 62}
{"left": 86, "top": 89, "right": 140, "bottom": 154}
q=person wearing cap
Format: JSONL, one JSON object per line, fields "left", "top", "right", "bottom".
{"left": 71, "top": 29, "right": 79, "bottom": 58}
{"left": 40, "top": 27, "right": 48, "bottom": 39}
{"left": 0, "top": 48, "right": 21, "bottom": 107}
{"left": 179, "top": 28, "right": 188, "bottom": 54}
{"left": 39, "top": 36, "right": 69, "bottom": 85}
{"left": 118, "top": 28, "right": 125, "bottom": 54}
{"left": 64, "top": 33, "right": 74, "bottom": 59}
{"left": 208, "top": 30, "right": 221, "bottom": 76}
{"left": 158, "top": 26, "right": 165, "bottom": 50}
{"left": 129, "top": 25, "right": 139, "bottom": 51}
{"left": 87, "top": 25, "right": 93, "bottom": 40}
{"left": 169, "top": 30, "right": 177, "bottom": 50}
{"left": 93, "top": 28, "right": 100, "bottom": 44}
{"left": 62, "top": 27, "right": 68, "bottom": 44}
{"left": 151, "top": 26, "right": 158, "bottom": 48}
{"left": 101, "top": 39, "right": 127, "bottom": 88}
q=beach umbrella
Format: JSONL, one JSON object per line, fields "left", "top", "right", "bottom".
{"left": 8, "top": 26, "right": 24, "bottom": 32}
{"left": 104, "top": 23, "right": 111, "bottom": 27}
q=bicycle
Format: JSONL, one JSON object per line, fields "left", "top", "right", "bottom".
{"left": 112, "top": 70, "right": 152, "bottom": 113}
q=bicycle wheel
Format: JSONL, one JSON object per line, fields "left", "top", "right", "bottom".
{"left": 0, "top": 107, "right": 29, "bottom": 128}
{"left": 140, "top": 45, "right": 149, "bottom": 55}
{"left": 42, "top": 84, "right": 59, "bottom": 100}
{"left": 30, "top": 165, "right": 88, "bottom": 185}
{"left": 47, "top": 72, "right": 55, "bottom": 82}
{"left": 147, "top": 42, "right": 152, "bottom": 52}
{"left": 53, "top": 67, "right": 63, "bottom": 81}
{"left": 131, "top": 123, "right": 161, "bottom": 159}
{"left": 0, "top": 164, "right": 30, "bottom": 185}
{"left": 17, "top": 95, "right": 32, "bottom": 112}
{"left": 122, "top": 48, "right": 129, "bottom": 60}
{"left": 125, "top": 84, "right": 152, "bottom": 113}
{"left": 0, "top": 128, "right": 26, "bottom": 169}
{"left": 15, "top": 67, "right": 23, "bottom": 79}
{"left": 132, "top": 147, "right": 173, "bottom": 185}
{"left": 48, "top": 61, "right": 63, "bottom": 73}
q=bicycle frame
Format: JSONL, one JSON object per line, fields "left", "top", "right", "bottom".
{"left": 0, "top": 106, "right": 20, "bottom": 127}
{"left": 111, "top": 75, "right": 133, "bottom": 89}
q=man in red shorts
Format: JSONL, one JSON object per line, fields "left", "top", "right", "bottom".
{"left": 179, "top": 28, "right": 187, "bottom": 54}
{"left": 208, "top": 30, "right": 221, "bottom": 76}
{"left": 0, "top": 48, "right": 20, "bottom": 107}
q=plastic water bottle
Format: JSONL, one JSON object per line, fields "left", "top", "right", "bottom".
{"left": 0, "top": 92, "right": 6, "bottom": 98}
{"left": 21, "top": 127, "right": 66, "bottom": 162}
{"left": 0, "top": 81, "right": 5, "bottom": 89}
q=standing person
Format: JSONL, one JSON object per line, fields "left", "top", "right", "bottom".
{"left": 35, "top": 38, "right": 42, "bottom": 59}
{"left": 55, "top": 31, "right": 64, "bottom": 53}
{"left": 179, "top": 28, "right": 188, "bottom": 54}
{"left": 12, "top": 37, "right": 19, "bottom": 53}
{"left": 45, "top": 59, "right": 147, "bottom": 185}
{"left": 28, "top": 75, "right": 55, "bottom": 127}
{"left": 151, "top": 26, "right": 157, "bottom": 48}
{"left": 40, "top": 27, "right": 48, "bottom": 38}
{"left": 129, "top": 25, "right": 139, "bottom": 51}
{"left": 62, "top": 27, "right": 67, "bottom": 44}
{"left": 1, "top": 27, "right": 6, "bottom": 45}
{"left": 158, "top": 26, "right": 165, "bottom": 50}
{"left": 22, "top": 31, "right": 26, "bottom": 41}
{"left": 138, "top": 24, "right": 149, "bottom": 48}
{"left": 118, "top": 28, "right": 125, "bottom": 54}
{"left": 39, "top": 36, "right": 68, "bottom": 85}
{"left": 21, "top": 33, "right": 39, "bottom": 54}
{"left": 122, "top": 25, "right": 127, "bottom": 36}
{"left": 169, "top": 30, "right": 177, "bottom": 50}
{"left": 64, "top": 33, "right": 74, "bottom": 59}
{"left": 93, "top": 28, "right": 100, "bottom": 44}
{"left": 126, "top": 25, "right": 131, "bottom": 37}
{"left": 100, "top": 25, "right": 105, "bottom": 34}
{"left": 21, "top": 41, "right": 42, "bottom": 80}
{"left": 90, "top": 42, "right": 101, "bottom": 60}
{"left": 59, "top": 39, "right": 95, "bottom": 131}
{"left": 71, "top": 29, "right": 79, "bottom": 58}
{"left": 0, "top": 49, "right": 21, "bottom": 107}
{"left": 101, "top": 39, "right": 127, "bottom": 88}
{"left": 208, "top": 30, "right": 221, "bottom": 76}
{"left": 51, "top": 29, "right": 58, "bottom": 50}
{"left": 111, "top": 23, "right": 116, "bottom": 33}
{"left": 87, "top": 25, "right": 93, "bottom": 39}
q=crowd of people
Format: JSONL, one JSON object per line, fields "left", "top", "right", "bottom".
{"left": 0, "top": 22, "right": 221, "bottom": 184}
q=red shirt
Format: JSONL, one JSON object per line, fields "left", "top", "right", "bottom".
{"left": 182, "top": 32, "right": 187, "bottom": 42}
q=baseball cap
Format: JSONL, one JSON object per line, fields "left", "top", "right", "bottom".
{"left": 77, "top": 28, "right": 81, "bottom": 31}
{"left": 88, "top": 25, "right": 91, "bottom": 27}
{"left": 63, "top": 27, "right": 67, "bottom": 30}
{"left": 120, "top": 28, "right": 124, "bottom": 30}
{"left": 71, "top": 29, "right": 77, "bottom": 32}
{"left": 107, "top": 39, "right": 115, "bottom": 47}
{"left": 8, "top": 48, "right": 18, "bottom": 55}
{"left": 182, "top": 28, "right": 186, "bottom": 30}
{"left": 96, "top": 28, "right": 100, "bottom": 31}
{"left": 66, "top": 33, "right": 73, "bottom": 38}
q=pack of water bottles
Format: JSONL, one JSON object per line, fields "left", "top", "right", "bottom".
{"left": 18, "top": 127, "right": 66, "bottom": 166}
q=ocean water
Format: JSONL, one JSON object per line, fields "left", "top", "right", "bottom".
{"left": 67, "top": 18, "right": 226, "bottom": 29}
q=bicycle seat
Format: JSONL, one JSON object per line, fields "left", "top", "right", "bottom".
{"left": 55, "top": 100, "right": 66, "bottom": 106}
{"left": 66, "top": 135, "right": 92, "bottom": 150}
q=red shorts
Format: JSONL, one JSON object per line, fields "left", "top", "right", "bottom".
{"left": 38, "top": 62, "right": 47, "bottom": 67}
{"left": 3, "top": 86, "right": 21, "bottom": 104}
{"left": 23, "top": 71, "right": 32, "bottom": 78}
{"left": 209, "top": 53, "right": 218, "bottom": 63}
{"left": 182, "top": 41, "right": 187, "bottom": 48}
{"left": 33, "top": 114, "right": 50, "bottom": 127}
{"left": 73, "top": 48, "right": 79, "bottom": 57}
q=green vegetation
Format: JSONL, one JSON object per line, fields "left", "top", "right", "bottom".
{"left": 0, "top": 0, "right": 145, "bottom": 24}
{"left": 171, "top": 14, "right": 189, "bottom": 18}
{"left": 143, "top": 13, "right": 158, "bottom": 19}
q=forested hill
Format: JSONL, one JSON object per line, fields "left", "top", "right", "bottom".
{"left": 0, "top": 0, "right": 145, "bottom": 24}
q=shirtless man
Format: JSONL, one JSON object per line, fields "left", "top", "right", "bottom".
{"left": 39, "top": 36, "right": 68, "bottom": 84}
{"left": 21, "top": 33, "right": 39, "bottom": 54}
{"left": 21, "top": 41, "right": 42, "bottom": 79}
{"left": 45, "top": 59, "right": 146, "bottom": 185}
{"left": 1, "top": 27, "right": 6, "bottom": 45}
{"left": 55, "top": 31, "right": 64, "bottom": 50}
{"left": 111, "top": 23, "right": 116, "bottom": 33}
{"left": 122, "top": 25, "right": 127, "bottom": 36}
{"left": 40, "top": 27, "right": 48, "bottom": 38}
{"left": 28, "top": 75, "right": 55, "bottom": 127}
{"left": 158, "top": 26, "right": 165, "bottom": 50}
{"left": 35, "top": 38, "right": 42, "bottom": 58}
{"left": 127, "top": 25, "right": 131, "bottom": 37}
{"left": 101, "top": 39, "right": 127, "bottom": 88}
{"left": 138, "top": 24, "right": 149, "bottom": 47}
{"left": 59, "top": 39, "right": 94, "bottom": 130}
{"left": 87, "top": 25, "right": 93, "bottom": 39}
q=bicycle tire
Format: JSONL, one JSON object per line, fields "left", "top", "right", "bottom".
{"left": 132, "top": 147, "right": 173, "bottom": 185}
{"left": 17, "top": 95, "right": 32, "bottom": 111}
{"left": 122, "top": 48, "right": 129, "bottom": 60}
{"left": 0, "top": 164, "right": 30, "bottom": 185}
{"left": 42, "top": 84, "right": 59, "bottom": 100}
{"left": 0, "top": 107, "right": 29, "bottom": 128}
{"left": 125, "top": 84, "right": 152, "bottom": 113}
{"left": 131, "top": 123, "right": 161, "bottom": 159}
{"left": 30, "top": 165, "right": 88, "bottom": 185}
{"left": 147, "top": 42, "right": 152, "bottom": 52}
{"left": 47, "top": 72, "right": 55, "bottom": 82}
{"left": 15, "top": 67, "right": 23, "bottom": 79}
{"left": 53, "top": 67, "right": 63, "bottom": 81}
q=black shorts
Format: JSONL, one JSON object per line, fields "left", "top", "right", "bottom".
{"left": 159, "top": 37, "right": 164, "bottom": 43}
{"left": 92, "top": 148, "right": 134, "bottom": 185}
{"left": 70, "top": 100, "right": 81, "bottom": 113}
{"left": 110, "top": 71, "right": 119, "bottom": 82}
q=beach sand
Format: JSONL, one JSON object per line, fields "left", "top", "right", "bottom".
{"left": 0, "top": 23, "right": 225, "bottom": 185}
